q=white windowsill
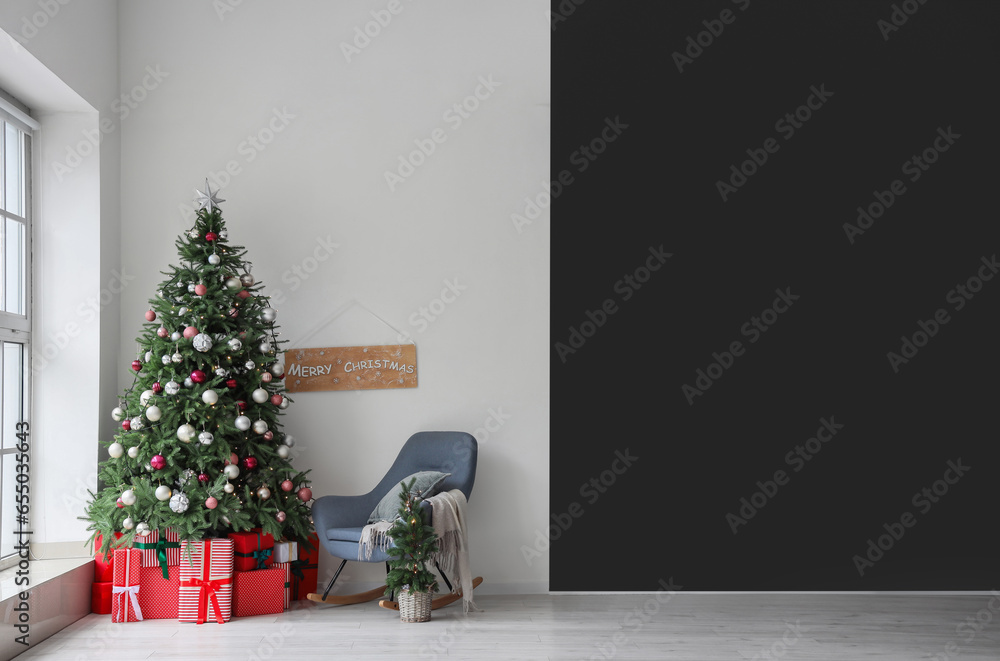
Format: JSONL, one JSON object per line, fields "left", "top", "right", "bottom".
{"left": 0, "top": 557, "right": 91, "bottom": 602}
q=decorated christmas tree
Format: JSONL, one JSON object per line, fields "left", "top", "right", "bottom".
{"left": 84, "top": 181, "right": 313, "bottom": 555}
{"left": 384, "top": 478, "right": 439, "bottom": 597}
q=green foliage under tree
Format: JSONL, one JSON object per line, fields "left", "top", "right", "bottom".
{"left": 384, "top": 477, "right": 440, "bottom": 597}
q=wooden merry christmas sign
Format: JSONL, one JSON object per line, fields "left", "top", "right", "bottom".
{"left": 283, "top": 345, "right": 417, "bottom": 393}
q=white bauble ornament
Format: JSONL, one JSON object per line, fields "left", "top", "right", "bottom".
{"left": 127, "top": 446, "right": 139, "bottom": 458}
{"left": 169, "top": 492, "right": 190, "bottom": 513}
{"left": 228, "top": 338, "right": 242, "bottom": 351}
{"left": 245, "top": 359, "right": 256, "bottom": 370}
{"left": 140, "top": 390, "right": 155, "bottom": 406}
{"left": 276, "top": 445, "right": 290, "bottom": 459}
{"left": 121, "top": 489, "right": 137, "bottom": 506}
{"left": 257, "top": 486, "right": 271, "bottom": 500}
{"left": 234, "top": 415, "right": 251, "bottom": 431}
{"left": 208, "top": 253, "right": 221, "bottom": 265}
{"left": 187, "top": 283, "right": 196, "bottom": 293}
{"left": 223, "top": 464, "right": 240, "bottom": 479}
{"left": 251, "top": 388, "right": 269, "bottom": 404}
{"left": 130, "top": 416, "right": 144, "bottom": 431}
{"left": 161, "top": 354, "right": 172, "bottom": 365}
{"left": 155, "top": 485, "right": 172, "bottom": 501}
{"left": 225, "top": 277, "right": 241, "bottom": 289}
{"left": 112, "top": 406, "right": 125, "bottom": 421}
{"left": 184, "top": 377, "right": 194, "bottom": 388}
{"left": 198, "top": 431, "right": 214, "bottom": 445}
{"left": 193, "top": 333, "right": 213, "bottom": 352}
{"left": 214, "top": 368, "right": 228, "bottom": 377}
{"left": 135, "top": 522, "right": 151, "bottom": 537}
{"left": 171, "top": 352, "right": 183, "bottom": 363}
{"left": 270, "top": 362, "right": 285, "bottom": 376}
{"left": 259, "top": 342, "right": 272, "bottom": 354}
{"left": 224, "top": 482, "right": 235, "bottom": 494}
{"left": 278, "top": 398, "right": 289, "bottom": 410}
{"left": 177, "top": 423, "right": 196, "bottom": 442}
{"left": 178, "top": 307, "right": 188, "bottom": 316}
{"left": 145, "top": 351, "right": 153, "bottom": 363}
{"left": 145, "top": 405, "right": 162, "bottom": 422}
{"left": 202, "top": 389, "right": 219, "bottom": 405}
{"left": 188, "top": 229, "right": 199, "bottom": 239}
{"left": 240, "top": 272, "right": 255, "bottom": 287}
{"left": 179, "top": 469, "right": 196, "bottom": 487}
{"left": 108, "top": 442, "right": 124, "bottom": 458}
{"left": 171, "top": 332, "right": 182, "bottom": 342}
{"left": 252, "top": 420, "right": 268, "bottom": 434}
{"left": 165, "top": 380, "right": 181, "bottom": 395}
{"left": 122, "top": 517, "right": 134, "bottom": 530}
{"left": 261, "top": 307, "right": 277, "bottom": 323}
{"left": 283, "top": 435, "right": 295, "bottom": 448}
{"left": 219, "top": 230, "right": 228, "bottom": 240}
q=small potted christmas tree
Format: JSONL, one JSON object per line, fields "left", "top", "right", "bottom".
{"left": 384, "top": 477, "right": 439, "bottom": 622}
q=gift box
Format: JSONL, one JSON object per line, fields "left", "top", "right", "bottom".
{"left": 272, "top": 540, "right": 297, "bottom": 564}
{"left": 228, "top": 529, "right": 274, "bottom": 571}
{"left": 272, "top": 562, "right": 292, "bottom": 609}
{"left": 291, "top": 533, "right": 318, "bottom": 600}
{"left": 111, "top": 548, "right": 143, "bottom": 623}
{"left": 232, "top": 566, "right": 286, "bottom": 617}
{"left": 299, "top": 532, "right": 319, "bottom": 564}
{"left": 134, "top": 528, "right": 181, "bottom": 578}
{"left": 179, "top": 538, "right": 234, "bottom": 624}
{"left": 93, "top": 531, "right": 123, "bottom": 582}
{"left": 91, "top": 582, "right": 112, "bottom": 614}
{"left": 137, "top": 565, "right": 180, "bottom": 619}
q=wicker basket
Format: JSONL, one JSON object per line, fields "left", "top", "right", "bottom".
{"left": 398, "top": 588, "right": 432, "bottom": 622}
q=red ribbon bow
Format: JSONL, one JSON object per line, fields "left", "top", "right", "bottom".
{"left": 180, "top": 577, "right": 232, "bottom": 624}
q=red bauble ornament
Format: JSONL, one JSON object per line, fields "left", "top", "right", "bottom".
{"left": 194, "top": 284, "right": 208, "bottom": 296}
{"left": 270, "top": 394, "right": 283, "bottom": 406}
{"left": 116, "top": 497, "right": 124, "bottom": 508}
{"left": 226, "top": 378, "right": 238, "bottom": 389}
{"left": 276, "top": 511, "right": 286, "bottom": 523}
{"left": 190, "top": 370, "right": 207, "bottom": 384}
{"left": 281, "top": 480, "right": 294, "bottom": 492}
{"left": 242, "top": 457, "right": 257, "bottom": 470}
{"left": 122, "top": 419, "right": 132, "bottom": 431}
{"left": 145, "top": 310, "right": 156, "bottom": 321}
{"left": 263, "top": 431, "right": 274, "bottom": 441}
{"left": 237, "top": 290, "right": 251, "bottom": 300}
{"left": 205, "top": 496, "right": 218, "bottom": 509}
{"left": 152, "top": 382, "right": 163, "bottom": 394}
{"left": 198, "top": 473, "right": 210, "bottom": 483}
{"left": 131, "top": 360, "right": 142, "bottom": 372}
{"left": 205, "top": 232, "right": 217, "bottom": 242}
{"left": 236, "top": 399, "right": 247, "bottom": 411}
{"left": 297, "top": 487, "right": 313, "bottom": 502}
{"left": 183, "top": 326, "right": 199, "bottom": 339}
{"left": 150, "top": 454, "right": 166, "bottom": 470}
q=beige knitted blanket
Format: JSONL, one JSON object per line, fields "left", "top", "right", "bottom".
{"left": 425, "top": 489, "right": 482, "bottom": 612}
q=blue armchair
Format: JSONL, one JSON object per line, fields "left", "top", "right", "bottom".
{"left": 308, "top": 431, "right": 478, "bottom": 607}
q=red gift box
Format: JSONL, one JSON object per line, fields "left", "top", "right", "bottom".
{"left": 93, "top": 531, "right": 123, "bottom": 582}
{"left": 299, "top": 532, "right": 319, "bottom": 564}
{"left": 138, "top": 565, "right": 180, "bottom": 619}
{"left": 179, "top": 538, "right": 234, "bottom": 624}
{"left": 232, "top": 567, "right": 286, "bottom": 617}
{"left": 111, "top": 548, "right": 143, "bottom": 622}
{"left": 92, "top": 582, "right": 112, "bottom": 614}
{"left": 133, "top": 528, "right": 181, "bottom": 578}
{"left": 228, "top": 529, "right": 274, "bottom": 571}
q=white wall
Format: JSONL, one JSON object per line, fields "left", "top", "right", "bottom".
{"left": 118, "top": 0, "right": 549, "bottom": 592}
{"left": 0, "top": 0, "right": 120, "bottom": 554}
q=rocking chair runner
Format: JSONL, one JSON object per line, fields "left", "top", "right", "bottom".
{"left": 308, "top": 431, "right": 481, "bottom": 609}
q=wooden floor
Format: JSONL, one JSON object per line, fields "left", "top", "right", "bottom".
{"left": 12, "top": 593, "right": 1000, "bottom": 660}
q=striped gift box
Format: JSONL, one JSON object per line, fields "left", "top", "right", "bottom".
{"left": 134, "top": 528, "right": 181, "bottom": 578}
{"left": 272, "top": 562, "right": 292, "bottom": 609}
{"left": 178, "top": 539, "right": 233, "bottom": 624}
{"left": 111, "top": 548, "right": 143, "bottom": 623}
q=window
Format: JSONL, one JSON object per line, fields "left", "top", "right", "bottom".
{"left": 0, "top": 99, "right": 31, "bottom": 567}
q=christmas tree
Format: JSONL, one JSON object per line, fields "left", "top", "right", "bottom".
{"left": 384, "top": 477, "right": 439, "bottom": 597}
{"left": 84, "top": 181, "right": 313, "bottom": 555}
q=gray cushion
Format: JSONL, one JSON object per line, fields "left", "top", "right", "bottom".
{"left": 367, "top": 471, "right": 450, "bottom": 523}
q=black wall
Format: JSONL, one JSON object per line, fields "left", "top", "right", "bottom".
{"left": 550, "top": 0, "right": 1000, "bottom": 590}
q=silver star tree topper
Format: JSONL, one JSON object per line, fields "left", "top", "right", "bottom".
{"left": 194, "top": 178, "right": 225, "bottom": 212}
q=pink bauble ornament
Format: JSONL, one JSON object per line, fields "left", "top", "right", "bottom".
{"left": 150, "top": 454, "right": 166, "bottom": 470}
{"left": 204, "top": 231, "right": 217, "bottom": 242}
{"left": 230, "top": 452, "right": 239, "bottom": 465}
{"left": 276, "top": 511, "right": 286, "bottom": 523}
{"left": 261, "top": 372, "right": 272, "bottom": 383}
{"left": 297, "top": 487, "right": 312, "bottom": 502}
{"left": 157, "top": 326, "right": 168, "bottom": 338}
{"left": 190, "top": 370, "right": 207, "bottom": 384}
{"left": 281, "top": 480, "right": 293, "bottom": 492}
{"left": 263, "top": 431, "right": 274, "bottom": 441}
{"left": 270, "top": 394, "right": 283, "bottom": 406}
{"left": 152, "top": 381, "right": 163, "bottom": 394}
{"left": 122, "top": 419, "right": 131, "bottom": 431}
{"left": 183, "top": 326, "right": 198, "bottom": 339}
{"left": 237, "top": 290, "right": 251, "bottom": 300}
{"left": 198, "top": 473, "right": 210, "bottom": 483}
{"left": 194, "top": 284, "right": 208, "bottom": 296}
{"left": 145, "top": 310, "right": 156, "bottom": 321}
{"left": 116, "top": 497, "right": 124, "bottom": 508}
{"left": 242, "top": 456, "right": 257, "bottom": 471}
{"left": 131, "top": 359, "right": 142, "bottom": 372}
{"left": 205, "top": 496, "right": 218, "bottom": 509}
{"left": 227, "top": 307, "right": 239, "bottom": 318}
